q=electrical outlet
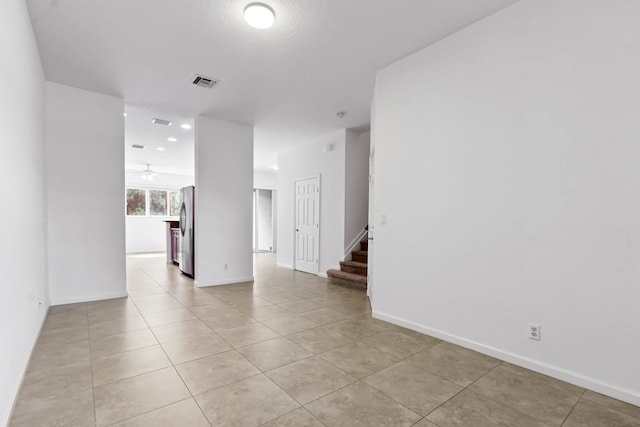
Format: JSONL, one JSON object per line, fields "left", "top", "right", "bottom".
{"left": 380, "top": 214, "right": 388, "bottom": 225}
{"left": 529, "top": 323, "right": 541, "bottom": 341}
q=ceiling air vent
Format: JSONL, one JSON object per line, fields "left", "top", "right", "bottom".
{"left": 192, "top": 74, "right": 220, "bottom": 89}
{"left": 152, "top": 118, "right": 172, "bottom": 126}
{"left": 131, "top": 144, "right": 145, "bottom": 149}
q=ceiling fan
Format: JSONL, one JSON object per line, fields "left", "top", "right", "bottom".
{"left": 141, "top": 164, "right": 156, "bottom": 181}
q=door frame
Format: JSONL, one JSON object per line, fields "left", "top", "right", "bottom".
{"left": 293, "top": 175, "right": 321, "bottom": 275}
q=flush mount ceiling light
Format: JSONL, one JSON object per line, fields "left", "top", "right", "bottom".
{"left": 167, "top": 137, "right": 177, "bottom": 142}
{"left": 180, "top": 124, "right": 192, "bottom": 130}
{"left": 244, "top": 3, "right": 275, "bottom": 29}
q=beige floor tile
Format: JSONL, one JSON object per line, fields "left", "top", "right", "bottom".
{"left": 581, "top": 390, "right": 640, "bottom": 420}
{"left": 90, "top": 328, "right": 158, "bottom": 359}
{"left": 28, "top": 339, "right": 91, "bottom": 373}
{"left": 266, "top": 357, "right": 355, "bottom": 404}
{"left": 195, "top": 374, "right": 299, "bottom": 427}
{"left": 288, "top": 326, "right": 354, "bottom": 354}
{"left": 260, "top": 407, "right": 324, "bottom": 427}
{"left": 48, "top": 302, "right": 87, "bottom": 316}
{"left": 323, "top": 317, "right": 388, "bottom": 339}
{"left": 319, "top": 341, "right": 398, "bottom": 379}
{"left": 216, "top": 323, "right": 280, "bottom": 347}
{"left": 413, "top": 419, "right": 440, "bottom": 426}
{"left": 407, "top": 343, "right": 499, "bottom": 387}
{"left": 300, "top": 308, "right": 354, "bottom": 325}
{"left": 161, "top": 332, "right": 232, "bottom": 364}
{"left": 262, "top": 315, "right": 319, "bottom": 335}
{"left": 276, "top": 300, "right": 323, "bottom": 314}
{"left": 188, "top": 303, "right": 239, "bottom": 318}
{"left": 89, "top": 299, "right": 141, "bottom": 323}
{"left": 175, "top": 349, "right": 260, "bottom": 395}
{"left": 10, "top": 386, "right": 95, "bottom": 427}
{"left": 228, "top": 296, "right": 274, "bottom": 311}
{"left": 361, "top": 330, "right": 433, "bottom": 359}
{"left": 111, "top": 398, "right": 210, "bottom": 427}
{"left": 89, "top": 315, "right": 149, "bottom": 339}
{"left": 363, "top": 360, "right": 462, "bottom": 415}
{"left": 238, "top": 337, "right": 313, "bottom": 371}
{"left": 39, "top": 325, "right": 89, "bottom": 345}
{"left": 257, "top": 292, "right": 302, "bottom": 305}
{"left": 151, "top": 319, "right": 212, "bottom": 342}
{"left": 142, "top": 308, "right": 197, "bottom": 327}
{"left": 426, "top": 389, "right": 550, "bottom": 427}
{"left": 306, "top": 381, "right": 421, "bottom": 427}
{"left": 94, "top": 367, "right": 190, "bottom": 426}
{"left": 92, "top": 345, "right": 172, "bottom": 387}
{"left": 245, "top": 305, "right": 294, "bottom": 321}
{"left": 469, "top": 363, "right": 583, "bottom": 425}
{"left": 563, "top": 400, "right": 640, "bottom": 427}
{"left": 42, "top": 310, "right": 88, "bottom": 331}
{"left": 200, "top": 311, "right": 257, "bottom": 330}
{"left": 18, "top": 360, "right": 92, "bottom": 401}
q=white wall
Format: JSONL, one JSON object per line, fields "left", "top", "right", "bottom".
{"left": 195, "top": 116, "right": 253, "bottom": 286}
{"left": 0, "top": 1, "right": 48, "bottom": 424}
{"left": 372, "top": 0, "right": 640, "bottom": 405}
{"left": 46, "top": 82, "right": 127, "bottom": 305}
{"left": 344, "top": 130, "right": 370, "bottom": 245}
{"left": 277, "top": 131, "right": 346, "bottom": 272}
{"left": 254, "top": 169, "right": 277, "bottom": 189}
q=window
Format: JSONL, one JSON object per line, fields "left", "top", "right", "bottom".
{"left": 149, "top": 190, "right": 167, "bottom": 216}
{"left": 169, "top": 191, "right": 180, "bottom": 216}
{"left": 126, "top": 188, "right": 181, "bottom": 217}
{"left": 126, "top": 189, "right": 146, "bottom": 216}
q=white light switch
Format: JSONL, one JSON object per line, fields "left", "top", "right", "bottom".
{"left": 380, "top": 214, "right": 387, "bottom": 225}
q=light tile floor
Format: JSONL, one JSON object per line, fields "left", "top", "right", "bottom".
{"left": 10, "top": 253, "right": 640, "bottom": 426}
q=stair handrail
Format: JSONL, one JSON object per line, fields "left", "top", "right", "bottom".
{"left": 341, "top": 225, "right": 368, "bottom": 262}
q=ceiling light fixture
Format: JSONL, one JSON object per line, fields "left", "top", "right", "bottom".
{"left": 141, "top": 164, "right": 156, "bottom": 181}
{"left": 180, "top": 124, "right": 192, "bottom": 130}
{"left": 271, "top": 165, "right": 279, "bottom": 171}
{"left": 156, "top": 147, "right": 166, "bottom": 151}
{"left": 168, "top": 137, "right": 177, "bottom": 142}
{"left": 244, "top": 3, "right": 275, "bottom": 29}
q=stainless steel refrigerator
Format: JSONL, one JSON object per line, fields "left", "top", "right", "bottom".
{"left": 179, "top": 186, "right": 195, "bottom": 277}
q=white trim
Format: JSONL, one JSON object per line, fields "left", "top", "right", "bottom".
{"left": 318, "top": 272, "right": 328, "bottom": 279}
{"left": 372, "top": 310, "right": 640, "bottom": 407}
{"left": 195, "top": 276, "right": 255, "bottom": 287}
{"left": 277, "top": 263, "right": 294, "bottom": 269}
{"left": 50, "top": 291, "right": 128, "bottom": 306}
{"left": 342, "top": 227, "right": 368, "bottom": 261}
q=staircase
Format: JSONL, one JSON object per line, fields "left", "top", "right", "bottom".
{"left": 327, "top": 238, "right": 368, "bottom": 290}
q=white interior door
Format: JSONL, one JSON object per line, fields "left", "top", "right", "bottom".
{"left": 295, "top": 176, "right": 320, "bottom": 274}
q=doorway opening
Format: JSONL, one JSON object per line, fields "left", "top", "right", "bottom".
{"left": 253, "top": 189, "right": 277, "bottom": 253}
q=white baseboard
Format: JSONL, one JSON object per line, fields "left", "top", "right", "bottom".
{"left": 318, "top": 272, "right": 328, "bottom": 279}
{"left": 277, "top": 263, "right": 293, "bottom": 270}
{"left": 195, "top": 276, "right": 255, "bottom": 287}
{"left": 372, "top": 310, "right": 640, "bottom": 407}
{"left": 50, "top": 291, "right": 129, "bottom": 306}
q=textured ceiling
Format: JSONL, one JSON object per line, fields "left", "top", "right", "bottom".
{"left": 27, "top": 0, "right": 519, "bottom": 172}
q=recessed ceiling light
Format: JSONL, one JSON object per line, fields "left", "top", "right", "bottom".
{"left": 180, "top": 124, "right": 192, "bottom": 130}
{"left": 271, "top": 165, "right": 279, "bottom": 171}
{"left": 123, "top": 112, "right": 127, "bottom": 117}
{"left": 168, "top": 137, "right": 177, "bottom": 142}
{"left": 156, "top": 147, "right": 166, "bottom": 151}
{"left": 244, "top": 3, "right": 275, "bottom": 29}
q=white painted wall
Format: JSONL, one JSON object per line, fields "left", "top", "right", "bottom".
{"left": 195, "top": 116, "right": 253, "bottom": 286}
{"left": 344, "top": 130, "right": 370, "bottom": 245}
{"left": 372, "top": 0, "right": 640, "bottom": 405}
{"left": 46, "top": 82, "right": 126, "bottom": 305}
{"left": 254, "top": 169, "right": 277, "bottom": 189}
{"left": 277, "top": 131, "right": 346, "bottom": 272}
{"left": 0, "top": 1, "right": 47, "bottom": 424}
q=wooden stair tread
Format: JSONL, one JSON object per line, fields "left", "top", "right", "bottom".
{"left": 351, "top": 250, "right": 368, "bottom": 256}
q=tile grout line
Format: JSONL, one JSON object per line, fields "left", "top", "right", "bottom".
{"left": 559, "top": 388, "right": 586, "bottom": 427}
